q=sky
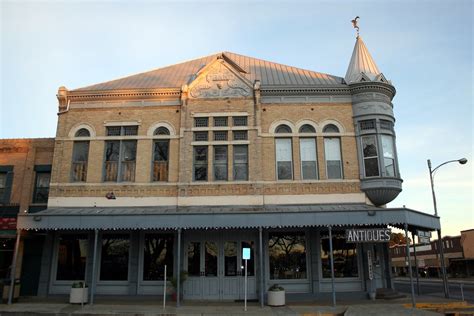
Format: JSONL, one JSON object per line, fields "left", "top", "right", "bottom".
{"left": 1, "top": 0, "right": 472, "bottom": 237}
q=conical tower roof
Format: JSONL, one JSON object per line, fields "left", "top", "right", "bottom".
{"left": 345, "top": 36, "right": 388, "bottom": 84}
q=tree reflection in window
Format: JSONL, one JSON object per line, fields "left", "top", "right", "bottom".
{"left": 269, "top": 232, "right": 306, "bottom": 279}
{"left": 100, "top": 234, "right": 130, "bottom": 281}
{"left": 320, "top": 231, "right": 359, "bottom": 278}
{"left": 143, "top": 234, "right": 173, "bottom": 280}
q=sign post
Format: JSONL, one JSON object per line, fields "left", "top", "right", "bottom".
{"left": 163, "top": 265, "right": 167, "bottom": 311}
{"left": 242, "top": 247, "right": 250, "bottom": 312}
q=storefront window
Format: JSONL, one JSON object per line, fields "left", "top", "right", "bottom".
{"left": 269, "top": 232, "right": 307, "bottom": 279}
{"left": 56, "top": 234, "right": 88, "bottom": 280}
{"left": 187, "top": 242, "right": 200, "bottom": 276}
{"left": 321, "top": 231, "right": 359, "bottom": 278}
{"left": 0, "top": 238, "right": 15, "bottom": 279}
{"left": 143, "top": 234, "right": 173, "bottom": 281}
{"left": 100, "top": 234, "right": 130, "bottom": 281}
{"left": 205, "top": 241, "right": 218, "bottom": 276}
{"left": 224, "top": 241, "right": 237, "bottom": 276}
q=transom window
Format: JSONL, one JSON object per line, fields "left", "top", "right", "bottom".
{"left": 213, "top": 117, "right": 228, "bottom": 127}
{"left": 233, "top": 116, "right": 247, "bottom": 126}
{"left": 194, "top": 131, "right": 208, "bottom": 142}
{"left": 75, "top": 128, "right": 90, "bottom": 137}
{"left": 233, "top": 130, "right": 248, "bottom": 141}
{"left": 214, "top": 131, "right": 228, "bottom": 141}
{"left": 275, "top": 124, "right": 292, "bottom": 134}
{"left": 106, "top": 125, "right": 138, "bottom": 136}
{"left": 380, "top": 120, "right": 394, "bottom": 131}
{"left": 359, "top": 120, "right": 376, "bottom": 131}
{"left": 154, "top": 127, "right": 170, "bottom": 136}
{"left": 194, "top": 117, "right": 209, "bottom": 127}
{"left": 323, "top": 124, "right": 339, "bottom": 133}
{"left": 299, "top": 124, "right": 316, "bottom": 133}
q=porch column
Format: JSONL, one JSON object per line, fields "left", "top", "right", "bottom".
{"left": 411, "top": 231, "right": 420, "bottom": 295}
{"left": 90, "top": 229, "right": 99, "bottom": 305}
{"left": 328, "top": 226, "right": 336, "bottom": 307}
{"left": 7, "top": 229, "right": 21, "bottom": 305}
{"left": 404, "top": 223, "right": 416, "bottom": 308}
{"left": 259, "top": 227, "right": 264, "bottom": 308}
{"left": 176, "top": 228, "right": 182, "bottom": 307}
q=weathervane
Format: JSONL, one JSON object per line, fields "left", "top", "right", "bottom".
{"left": 351, "top": 16, "right": 360, "bottom": 38}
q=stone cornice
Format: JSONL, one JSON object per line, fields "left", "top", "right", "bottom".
{"left": 261, "top": 85, "right": 351, "bottom": 96}
{"left": 348, "top": 82, "right": 396, "bottom": 100}
{"left": 65, "top": 88, "right": 182, "bottom": 102}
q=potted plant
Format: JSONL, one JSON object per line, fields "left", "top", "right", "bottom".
{"left": 267, "top": 284, "right": 285, "bottom": 306}
{"left": 70, "top": 281, "right": 88, "bottom": 304}
{"left": 169, "top": 271, "right": 188, "bottom": 301}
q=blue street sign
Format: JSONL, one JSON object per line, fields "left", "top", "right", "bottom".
{"left": 242, "top": 247, "right": 250, "bottom": 260}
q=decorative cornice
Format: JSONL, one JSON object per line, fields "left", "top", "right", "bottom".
{"left": 261, "top": 85, "right": 351, "bottom": 96}
{"left": 66, "top": 88, "right": 182, "bottom": 102}
{"left": 348, "top": 82, "right": 396, "bottom": 100}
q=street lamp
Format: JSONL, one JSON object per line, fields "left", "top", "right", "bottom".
{"left": 427, "top": 157, "right": 468, "bottom": 299}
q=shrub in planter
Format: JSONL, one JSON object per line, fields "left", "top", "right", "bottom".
{"left": 169, "top": 271, "right": 188, "bottom": 301}
{"left": 267, "top": 284, "right": 285, "bottom": 306}
{"left": 70, "top": 281, "right": 88, "bottom": 304}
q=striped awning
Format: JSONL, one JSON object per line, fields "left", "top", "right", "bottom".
{"left": 17, "top": 204, "right": 441, "bottom": 231}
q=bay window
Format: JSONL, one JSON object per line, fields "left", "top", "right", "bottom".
{"left": 362, "top": 135, "right": 379, "bottom": 177}
{"left": 381, "top": 135, "right": 396, "bottom": 176}
{"left": 233, "top": 145, "right": 248, "bottom": 181}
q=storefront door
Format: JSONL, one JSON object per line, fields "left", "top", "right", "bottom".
{"left": 183, "top": 231, "right": 257, "bottom": 300}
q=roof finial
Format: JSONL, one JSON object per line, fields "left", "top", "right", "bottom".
{"left": 351, "top": 16, "right": 360, "bottom": 38}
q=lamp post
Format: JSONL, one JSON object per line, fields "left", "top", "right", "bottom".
{"left": 427, "top": 157, "right": 467, "bottom": 299}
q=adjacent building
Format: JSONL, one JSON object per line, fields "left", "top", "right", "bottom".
{"left": 13, "top": 36, "right": 441, "bottom": 304}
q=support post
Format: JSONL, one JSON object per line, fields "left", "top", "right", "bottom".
{"left": 90, "top": 229, "right": 99, "bottom": 305}
{"left": 328, "top": 226, "right": 336, "bottom": 307}
{"left": 176, "top": 228, "right": 181, "bottom": 307}
{"left": 259, "top": 227, "right": 264, "bottom": 308}
{"left": 405, "top": 223, "right": 416, "bottom": 308}
{"left": 163, "top": 265, "right": 167, "bottom": 310}
{"left": 411, "top": 231, "right": 420, "bottom": 295}
{"left": 8, "top": 230, "right": 21, "bottom": 305}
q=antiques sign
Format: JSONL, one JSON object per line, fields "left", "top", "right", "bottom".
{"left": 345, "top": 228, "right": 391, "bottom": 243}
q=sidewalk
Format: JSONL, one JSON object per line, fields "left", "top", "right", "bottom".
{"left": 0, "top": 295, "right": 466, "bottom": 316}
{"left": 394, "top": 276, "right": 474, "bottom": 285}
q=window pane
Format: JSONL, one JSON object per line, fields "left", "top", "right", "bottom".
{"left": 205, "top": 241, "right": 218, "bottom": 277}
{"left": 382, "top": 135, "right": 396, "bottom": 176}
{"left": 214, "top": 146, "right": 228, "bottom": 181}
{"left": 187, "top": 242, "right": 200, "bottom": 277}
{"left": 100, "top": 234, "right": 130, "bottom": 281}
{"left": 33, "top": 172, "right": 50, "bottom": 203}
{"left": 269, "top": 232, "right": 307, "bottom": 279}
{"left": 324, "top": 138, "right": 342, "bottom": 179}
{"left": 299, "top": 124, "right": 316, "bottom": 133}
{"left": 194, "top": 146, "right": 208, "bottom": 181}
{"left": 224, "top": 241, "right": 237, "bottom": 276}
{"left": 120, "top": 141, "right": 136, "bottom": 182}
{"left": 359, "top": 120, "right": 376, "bottom": 131}
{"left": 214, "top": 131, "right": 228, "bottom": 141}
{"left": 362, "top": 136, "right": 379, "bottom": 177}
{"left": 75, "top": 128, "right": 90, "bottom": 137}
{"left": 72, "top": 141, "right": 89, "bottom": 182}
{"left": 104, "top": 141, "right": 119, "bottom": 181}
{"left": 56, "top": 234, "right": 88, "bottom": 281}
{"left": 153, "top": 141, "right": 169, "bottom": 182}
{"left": 233, "top": 131, "right": 248, "bottom": 140}
{"left": 214, "top": 117, "right": 228, "bottom": 127}
{"left": 233, "top": 145, "right": 248, "bottom": 181}
{"left": 300, "top": 138, "right": 317, "bottom": 180}
{"left": 276, "top": 138, "right": 292, "bottom": 180}
{"left": 241, "top": 241, "right": 255, "bottom": 276}
{"left": 233, "top": 116, "right": 247, "bottom": 126}
{"left": 143, "top": 234, "right": 173, "bottom": 280}
{"left": 154, "top": 127, "right": 170, "bottom": 136}
{"left": 106, "top": 126, "right": 121, "bottom": 136}
{"left": 323, "top": 124, "right": 339, "bottom": 133}
{"left": 123, "top": 126, "right": 138, "bottom": 136}
{"left": 275, "top": 125, "right": 291, "bottom": 134}
{"left": 194, "top": 117, "right": 208, "bottom": 127}
{"left": 194, "top": 131, "right": 208, "bottom": 141}
{"left": 321, "top": 232, "right": 359, "bottom": 278}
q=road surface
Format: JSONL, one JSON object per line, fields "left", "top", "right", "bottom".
{"left": 394, "top": 279, "right": 474, "bottom": 304}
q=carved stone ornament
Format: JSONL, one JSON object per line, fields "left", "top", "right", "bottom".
{"left": 189, "top": 61, "right": 252, "bottom": 98}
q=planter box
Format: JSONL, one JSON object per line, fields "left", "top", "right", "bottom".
{"left": 70, "top": 288, "right": 88, "bottom": 304}
{"left": 268, "top": 290, "right": 285, "bottom": 306}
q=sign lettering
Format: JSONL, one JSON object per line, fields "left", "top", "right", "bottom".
{"left": 345, "top": 228, "right": 391, "bottom": 243}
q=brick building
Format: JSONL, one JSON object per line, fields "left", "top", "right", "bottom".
{"left": 13, "top": 36, "right": 441, "bottom": 303}
{"left": 0, "top": 138, "right": 54, "bottom": 296}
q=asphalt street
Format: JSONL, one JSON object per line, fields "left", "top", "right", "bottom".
{"left": 394, "top": 279, "right": 474, "bottom": 304}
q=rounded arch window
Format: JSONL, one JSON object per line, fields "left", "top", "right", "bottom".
{"left": 299, "top": 124, "right": 316, "bottom": 133}
{"left": 75, "top": 128, "right": 90, "bottom": 137}
{"left": 323, "top": 124, "right": 340, "bottom": 133}
{"left": 275, "top": 124, "right": 292, "bottom": 134}
{"left": 154, "top": 127, "right": 170, "bottom": 136}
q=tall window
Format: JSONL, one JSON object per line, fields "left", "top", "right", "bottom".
{"left": 323, "top": 124, "right": 342, "bottom": 179}
{"left": 104, "top": 140, "right": 137, "bottom": 182}
{"left": 143, "top": 234, "right": 173, "bottom": 280}
{"left": 299, "top": 138, "right": 318, "bottom": 180}
{"left": 321, "top": 231, "right": 359, "bottom": 278}
{"left": 381, "top": 135, "right": 396, "bottom": 176}
{"left": 269, "top": 232, "right": 307, "bottom": 279}
{"left": 0, "top": 167, "right": 13, "bottom": 205}
{"left": 213, "top": 145, "right": 228, "bottom": 181}
{"left": 193, "top": 146, "right": 208, "bottom": 181}
{"left": 100, "top": 234, "right": 130, "bottom": 281}
{"left": 33, "top": 170, "right": 50, "bottom": 204}
{"left": 275, "top": 124, "right": 293, "bottom": 180}
{"left": 0, "top": 173, "right": 6, "bottom": 203}
{"left": 233, "top": 145, "right": 248, "bottom": 181}
{"left": 361, "top": 135, "right": 379, "bottom": 177}
{"left": 153, "top": 140, "right": 169, "bottom": 181}
{"left": 71, "top": 141, "right": 89, "bottom": 182}
{"left": 56, "top": 234, "right": 88, "bottom": 280}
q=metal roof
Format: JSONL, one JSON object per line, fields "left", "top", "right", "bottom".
{"left": 17, "top": 204, "right": 440, "bottom": 231}
{"left": 73, "top": 52, "right": 344, "bottom": 91}
{"left": 345, "top": 36, "right": 383, "bottom": 84}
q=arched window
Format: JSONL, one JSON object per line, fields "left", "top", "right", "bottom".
{"left": 75, "top": 128, "right": 90, "bottom": 137}
{"left": 323, "top": 124, "right": 339, "bottom": 133}
{"left": 275, "top": 124, "right": 292, "bottom": 134}
{"left": 299, "top": 124, "right": 316, "bottom": 133}
{"left": 154, "top": 127, "right": 170, "bottom": 136}
{"left": 322, "top": 124, "right": 342, "bottom": 179}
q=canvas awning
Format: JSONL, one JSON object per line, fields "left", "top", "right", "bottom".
{"left": 17, "top": 204, "right": 440, "bottom": 231}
